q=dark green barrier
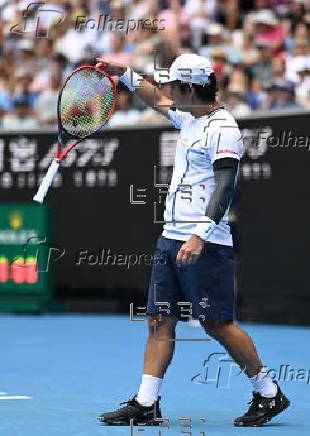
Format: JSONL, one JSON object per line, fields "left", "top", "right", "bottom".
{"left": 0, "top": 204, "right": 51, "bottom": 311}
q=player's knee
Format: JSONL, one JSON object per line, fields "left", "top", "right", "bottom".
{"left": 147, "top": 315, "right": 177, "bottom": 335}
{"left": 200, "top": 320, "right": 233, "bottom": 340}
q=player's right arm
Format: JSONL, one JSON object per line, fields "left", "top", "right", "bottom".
{"left": 95, "top": 59, "right": 173, "bottom": 118}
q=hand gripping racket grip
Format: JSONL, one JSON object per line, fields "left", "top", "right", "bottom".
{"left": 33, "top": 158, "right": 60, "bottom": 203}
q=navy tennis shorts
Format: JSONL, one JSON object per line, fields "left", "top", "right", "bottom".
{"left": 147, "top": 236, "right": 235, "bottom": 322}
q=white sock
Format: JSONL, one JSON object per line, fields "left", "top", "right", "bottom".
{"left": 136, "top": 374, "right": 163, "bottom": 406}
{"left": 250, "top": 368, "right": 277, "bottom": 398}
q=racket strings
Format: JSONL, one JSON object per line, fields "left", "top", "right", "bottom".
{"left": 60, "top": 69, "right": 115, "bottom": 138}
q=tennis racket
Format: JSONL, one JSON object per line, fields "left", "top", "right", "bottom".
{"left": 33, "top": 65, "right": 117, "bottom": 203}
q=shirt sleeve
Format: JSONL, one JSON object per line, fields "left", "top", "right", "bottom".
{"left": 167, "top": 109, "right": 191, "bottom": 129}
{"left": 208, "top": 125, "right": 243, "bottom": 164}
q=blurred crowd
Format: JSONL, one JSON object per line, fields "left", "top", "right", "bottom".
{"left": 0, "top": 0, "right": 309, "bottom": 129}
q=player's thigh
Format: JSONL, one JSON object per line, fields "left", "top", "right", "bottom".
{"left": 147, "top": 236, "right": 185, "bottom": 318}
{"left": 177, "top": 243, "right": 235, "bottom": 321}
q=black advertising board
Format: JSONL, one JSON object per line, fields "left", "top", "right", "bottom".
{"left": 0, "top": 110, "right": 309, "bottom": 323}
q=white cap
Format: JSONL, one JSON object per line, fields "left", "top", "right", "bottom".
{"left": 253, "top": 10, "right": 278, "bottom": 26}
{"left": 154, "top": 54, "right": 214, "bottom": 85}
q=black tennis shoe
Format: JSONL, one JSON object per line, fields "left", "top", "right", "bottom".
{"left": 98, "top": 395, "right": 162, "bottom": 426}
{"left": 234, "top": 382, "right": 290, "bottom": 427}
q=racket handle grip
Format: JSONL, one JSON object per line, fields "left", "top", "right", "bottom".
{"left": 33, "top": 158, "right": 60, "bottom": 203}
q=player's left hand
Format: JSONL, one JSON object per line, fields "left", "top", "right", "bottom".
{"left": 176, "top": 235, "right": 204, "bottom": 267}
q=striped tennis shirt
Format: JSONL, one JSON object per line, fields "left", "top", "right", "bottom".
{"left": 162, "top": 107, "right": 244, "bottom": 246}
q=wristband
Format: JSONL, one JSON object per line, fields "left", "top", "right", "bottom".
{"left": 119, "top": 67, "right": 143, "bottom": 91}
{"left": 192, "top": 216, "right": 216, "bottom": 241}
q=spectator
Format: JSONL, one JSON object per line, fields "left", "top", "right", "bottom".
{"left": 157, "top": 0, "right": 184, "bottom": 58}
{"left": 264, "top": 80, "right": 304, "bottom": 110}
{"left": 55, "top": 19, "right": 97, "bottom": 63}
{"left": 249, "top": 42, "right": 274, "bottom": 89}
{"left": 127, "top": 0, "right": 158, "bottom": 21}
{"left": 225, "top": 89, "right": 251, "bottom": 117}
{"left": 252, "top": 10, "right": 285, "bottom": 53}
{"left": 12, "top": 71, "right": 38, "bottom": 108}
{"left": 295, "top": 57, "right": 310, "bottom": 108}
{"left": 108, "top": 83, "right": 140, "bottom": 127}
{"left": 285, "top": 41, "right": 310, "bottom": 83}
{"left": 184, "top": 0, "right": 214, "bottom": 49}
{"left": 227, "top": 62, "right": 248, "bottom": 96}
{"left": 132, "top": 28, "right": 162, "bottom": 71}
{"left": 215, "top": 0, "right": 239, "bottom": 30}
{"left": 32, "top": 53, "right": 69, "bottom": 94}
{"left": 246, "top": 77, "right": 264, "bottom": 110}
{"left": 0, "top": 79, "right": 13, "bottom": 113}
{"left": 17, "top": 39, "right": 37, "bottom": 76}
{"left": 2, "top": 98, "right": 38, "bottom": 129}
{"left": 286, "top": 1, "right": 307, "bottom": 32}
{"left": 200, "top": 23, "right": 243, "bottom": 64}
{"left": 34, "top": 73, "right": 62, "bottom": 126}
{"left": 33, "top": 39, "right": 55, "bottom": 70}
{"left": 272, "top": 55, "right": 286, "bottom": 81}
{"left": 0, "top": 0, "right": 308, "bottom": 127}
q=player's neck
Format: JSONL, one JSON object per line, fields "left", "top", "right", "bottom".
{"left": 191, "top": 101, "right": 221, "bottom": 118}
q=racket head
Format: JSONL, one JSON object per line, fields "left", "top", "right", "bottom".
{"left": 57, "top": 65, "right": 117, "bottom": 143}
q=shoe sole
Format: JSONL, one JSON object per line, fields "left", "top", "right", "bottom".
{"left": 98, "top": 417, "right": 162, "bottom": 426}
{"left": 234, "top": 397, "right": 291, "bottom": 427}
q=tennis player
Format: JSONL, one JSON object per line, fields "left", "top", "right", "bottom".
{"left": 96, "top": 54, "right": 290, "bottom": 427}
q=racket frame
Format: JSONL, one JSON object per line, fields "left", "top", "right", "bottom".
{"left": 55, "top": 64, "right": 117, "bottom": 160}
{"left": 33, "top": 65, "right": 117, "bottom": 203}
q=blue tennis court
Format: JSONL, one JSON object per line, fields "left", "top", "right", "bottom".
{"left": 1, "top": 315, "right": 309, "bottom": 436}
{"left": 1, "top": 0, "right": 310, "bottom": 433}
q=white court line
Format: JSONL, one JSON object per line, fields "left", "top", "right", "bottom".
{"left": 0, "top": 393, "right": 32, "bottom": 400}
{"left": 0, "top": 396, "right": 32, "bottom": 400}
